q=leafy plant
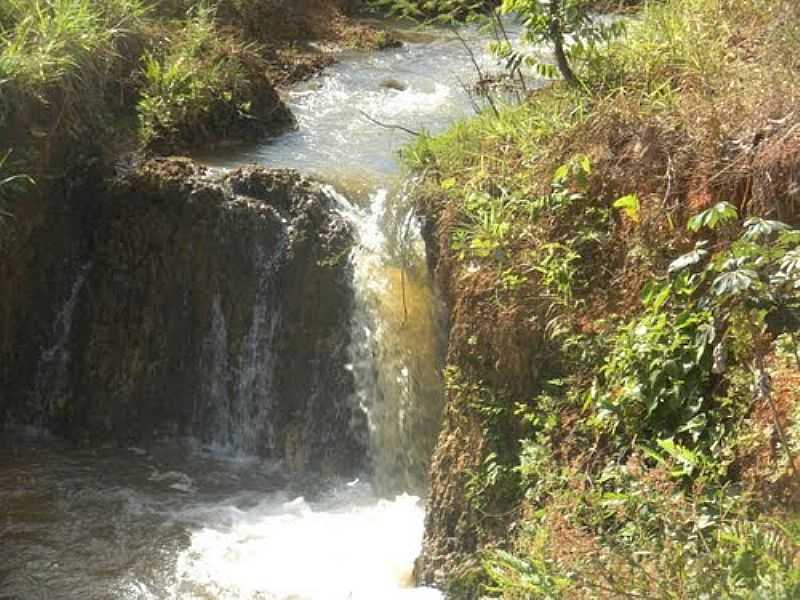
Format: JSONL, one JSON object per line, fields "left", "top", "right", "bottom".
{"left": 0, "top": 0, "right": 150, "bottom": 141}
{"left": 612, "top": 193, "right": 640, "bottom": 223}
{"left": 687, "top": 200, "right": 738, "bottom": 233}
{"left": 534, "top": 242, "right": 580, "bottom": 303}
{"left": 496, "top": 0, "right": 625, "bottom": 87}
{"left": 590, "top": 279, "right": 715, "bottom": 443}
{"left": 483, "top": 548, "right": 570, "bottom": 599}
{"left": 452, "top": 190, "right": 513, "bottom": 260}
{"left": 137, "top": 5, "right": 257, "bottom": 149}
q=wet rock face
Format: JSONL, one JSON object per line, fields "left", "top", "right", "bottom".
{"left": 0, "top": 158, "right": 366, "bottom": 477}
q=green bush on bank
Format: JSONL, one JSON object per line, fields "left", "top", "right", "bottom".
{"left": 0, "top": 0, "right": 334, "bottom": 161}
{"left": 0, "top": 0, "right": 150, "bottom": 138}
{"left": 137, "top": 6, "right": 265, "bottom": 150}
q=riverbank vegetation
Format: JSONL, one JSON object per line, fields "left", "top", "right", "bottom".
{"left": 0, "top": 0, "right": 391, "bottom": 178}
{"left": 408, "top": 0, "right": 800, "bottom": 597}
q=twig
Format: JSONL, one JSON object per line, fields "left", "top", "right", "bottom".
{"left": 457, "top": 76, "right": 482, "bottom": 115}
{"left": 662, "top": 154, "right": 674, "bottom": 211}
{"left": 449, "top": 25, "right": 485, "bottom": 81}
{"left": 449, "top": 25, "right": 500, "bottom": 117}
{"left": 400, "top": 211, "right": 413, "bottom": 325}
{"left": 358, "top": 110, "right": 421, "bottom": 137}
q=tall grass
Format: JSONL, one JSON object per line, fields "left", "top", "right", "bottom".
{"left": 0, "top": 0, "right": 304, "bottom": 155}
{"left": 1, "top": 0, "right": 147, "bottom": 85}
{"left": 0, "top": 0, "right": 150, "bottom": 139}
{"left": 137, "top": 6, "right": 258, "bottom": 149}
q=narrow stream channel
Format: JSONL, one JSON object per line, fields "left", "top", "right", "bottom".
{"left": 0, "top": 23, "right": 521, "bottom": 600}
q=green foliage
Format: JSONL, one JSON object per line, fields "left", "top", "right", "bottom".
{"left": 590, "top": 198, "right": 800, "bottom": 448}
{"left": 452, "top": 191, "right": 513, "bottom": 260}
{"left": 439, "top": 172, "right": 800, "bottom": 598}
{"left": 534, "top": 242, "right": 580, "bottom": 303}
{"left": 448, "top": 154, "right": 603, "bottom": 315}
{"left": 578, "top": 0, "right": 771, "bottom": 100}
{"left": 687, "top": 201, "right": 738, "bottom": 233}
{"left": 444, "top": 366, "right": 523, "bottom": 512}
{"left": 0, "top": 0, "right": 150, "bottom": 138}
{"left": 673, "top": 209, "right": 800, "bottom": 338}
{"left": 0, "top": 0, "right": 149, "bottom": 87}
{"left": 497, "top": 0, "right": 625, "bottom": 85}
{"left": 713, "top": 521, "right": 800, "bottom": 597}
{"left": 483, "top": 548, "right": 570, "bottom": 599}
{"left": 591, "top": 286, "right": 715, "bottom": 443}
{"left": 137, "top": 6, "right": 258, "bottom": 149}
{"left": 408, "top": 0, "right": 800, "bottom": 597}
{"left": 0, "top": 0, "right": 308, "bottom": 161}
{"left": 373, "top": 0, "right": 625, "bottom": 85}
{"left": 612, "top": 193, "right": 639, "bottom": 222}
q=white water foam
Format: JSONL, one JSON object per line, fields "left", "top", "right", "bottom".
{"left": 173, "top": 484, "right": 441, "bottom": 600}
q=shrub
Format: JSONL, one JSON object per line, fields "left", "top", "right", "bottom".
{"left": 137, "top": 6, "right": 290, "bottom": 151}
{"left": 0, "top": 0, "right": 149, "bottom": 138}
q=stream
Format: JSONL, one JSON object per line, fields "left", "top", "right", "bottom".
{"left": 0, "top": 22, "right": 520, "bottom": 600}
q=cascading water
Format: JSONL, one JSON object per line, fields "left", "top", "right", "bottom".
{"left": 210, "top": 241, "right": 284, "bottom": 455}
{"left": 0, "top": 21, "right": 525, "bottom": 599}
{"left": 32, "top": 261, "right": 92, "bottom": 424}
{"left": 334, "top": 183, "right": 445, "bottom": 496}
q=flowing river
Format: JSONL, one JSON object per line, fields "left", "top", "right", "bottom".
{"left": 0, "top": 22, "right": 520, "bottom": 600}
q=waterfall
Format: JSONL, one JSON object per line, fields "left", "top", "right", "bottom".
{"left": 201, "top": 295, "right": 231, "bottom": 448}
{"left": 329, "top": 184, "right": 445, "bottom": 496}
{"left": 203, "top": 237, "right": 286, "bottom": 456}
{"left": 0, "top": 21, "right": 506, "bottom": 597}
{"left": 32, "top": 261, "right": 92, "bottom": 423}
{"left": 228, "top": 241, "right": 281, "bottom": 455}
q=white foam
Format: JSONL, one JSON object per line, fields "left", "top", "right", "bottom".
{"left": 173, "top": 486, "right": 441, "bottom": 600}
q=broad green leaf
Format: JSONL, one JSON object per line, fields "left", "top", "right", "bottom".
{"left": 641, "top": 280, "right": 672, "bottom": 310}
{"left": 669, "top": 248, "right": 708, "bottom": 274}
{"left": 552, "top": 163, "right": 570, "bottom": 183}
{"left": 687, "top": 201, "right": 738, "bottom": 232}
{"left": 780, "top": 249, "right": 800, "bottom": 275}
{"left": 657, "top": 438, "right": 699, "bottom": 468}
{"left": 742, "top": 217, "right": 790, "bottom": 241}
{"left": 612, "top": 194, "right": 640, "bottom": 222}
{"left": 712, "top": 269, "right": 758, "bottom": 297}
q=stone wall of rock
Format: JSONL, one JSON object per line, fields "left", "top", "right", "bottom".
{"left": 0, "top": 158, "right": 366, "bottom": 477}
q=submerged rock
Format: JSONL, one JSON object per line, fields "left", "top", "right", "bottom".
{"left": 0, "top": 158, "right": 366, "bottom": 477}
{"left": 379, "top": 78, "right": 408, "bottom": 92}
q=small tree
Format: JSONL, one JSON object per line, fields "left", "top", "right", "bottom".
{"left": 498, "top": 0, "right": 582, "bottom": 85}
{"left": 495, "top": 0, "right": 626, "bottom": 87}
{"left": 373, "top": 0, "right": 623, "bottom": 88}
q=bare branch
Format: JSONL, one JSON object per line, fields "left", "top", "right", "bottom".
{"left": 449, "top": 25, "right": 500, "bottom": 117}
{"left": 358, "top": 110, "right": 421, "bottom": 137}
